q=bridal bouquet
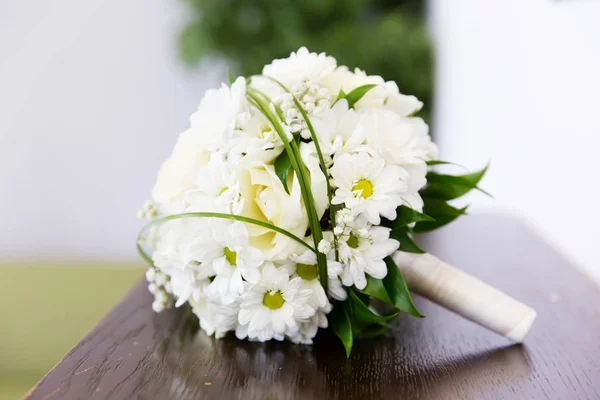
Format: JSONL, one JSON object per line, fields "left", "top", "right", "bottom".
{"left": 137, "top": 48, "right": 490, "bottom": 355}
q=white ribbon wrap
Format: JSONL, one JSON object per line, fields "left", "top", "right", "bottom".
{"left": 393, "top": 251, "right": 537, "bottom": 342}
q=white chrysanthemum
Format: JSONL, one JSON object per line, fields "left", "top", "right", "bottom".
{"left": 285, "top": 249, "right": 347, "bottom": 309}
{"left": 189, "top": 297, "right": 240, "bottom": 339}
{"left": 337, "top": 224, "right": 399, "bottom": 290}
{"left": 239, "top": 263, "right": 315, "bottom": 342}
{"left": 331, "top": 152, "right": 408, "bottom": 225}
{"left": 323, "top": 66, "right": 423, "bottom": 117}
{"left": 190, "top": 297, "right": 241, "bottom": 339}
{"left": 362, "top": 108, "right": 437, "bottom": 168}
{"left": 198, "top": 221, "right": 263, "bottom": 303}
{"left": 152, "top": 220, "right": 215, "bottom": 306}
{"left": 261, "top": 47, "right": 337, "bottom": 93}
{"left": 188, "top": 77, "right": 248, "bottom": 151}
{"left": 310, "top": 99, "right": 365, "bottom": 159}
{"left": 287, "top": 305, "right": 330, "bottom": 345}
{"left": 184, "top": 153, "right": 243, "bottom": 214}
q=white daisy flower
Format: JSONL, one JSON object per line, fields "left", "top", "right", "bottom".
{"left": 238, "top": 263, "right": 315, "bottom": 342}
{"left": 330, "top": 152, "right": 408, "bottom": 225}
{"left": 200, "top": 221, "right": 264, "bottom": 303}
{"left": 184, "top": 153, "right": 243, "bottom": 214}
{"left": 337, "top": 224, "right": 399, "bottom": 290}
{"left": 284, "top": 249, "right": 347, "bottom": 309}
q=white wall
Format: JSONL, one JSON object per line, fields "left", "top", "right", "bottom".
{"left": 431, "top": 0, "right": 600, "bottom": 279}
{"left": 0, "top": 1, "right": 222, "bottom": 262}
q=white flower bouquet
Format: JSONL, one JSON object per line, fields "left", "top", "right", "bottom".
{"left": 137, "top": 48, "right": 536, "bottom": 355}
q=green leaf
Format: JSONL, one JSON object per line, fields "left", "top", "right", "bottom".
{"left": 343, "top": 84, "right": 378, "bottom": 108}
{"left": 334, "top": 89, "right": 347, "bottom": 104}
{"left": 226, "top": 67, "right": 235, "bottom": 84}
{"left": 389, "top": 228, "right": 425, "bottom": 254}
{"left": 355, "top": 324, "right": 388, "bottom": 339}
{"left": 426, "top": 160, "right": 456, "bottom": 166}
{"left": 274, "top": 151, "right": 292, "bottom": 194}
{"left": 420, "top": 165, "right": 489, "bottom": 200}
{"left": 413, "top": 199, "right": 467, "bottom": 234}
{"left": 331, "top": 304, "right": 353, "bottom": 357}
{"left": 348, "top": 290, "right": 398, "bottom": 325}
{"left": 383, "top": 257, "right": 424, "bottom": 318}
{"left": 384, "top": 205, "right": 435, "bottom": 230}
{"left": 359, "top": 275, "right": 392, "bottom": 305}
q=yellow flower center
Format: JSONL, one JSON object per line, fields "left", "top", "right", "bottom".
{"left": 352, "top": 179, "right": 374, "bottom": 198}
{"left": 263, "top": 291, "right": 285, "bottom": 309}
{"left": 224, "top": 247, "right": 237, "bottom": 266}
{"left": 296, "top": 263, "right": 319, "bottom": 280}
{"left": 346, "top": 235, "right": 360, "bottom": 249}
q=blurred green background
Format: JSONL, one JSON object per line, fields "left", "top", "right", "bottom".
{"left": 180, "top": 0, "right": 433, "bottom": 122}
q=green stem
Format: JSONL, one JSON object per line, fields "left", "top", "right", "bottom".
{"left": 145, "top": 212, "right": 313, "bottom": 251}
{"left": 246, "top": 90, "right": 329, "bottom": 291}
{"left": 263, "top": 76, "right": 339, "bottom": 261}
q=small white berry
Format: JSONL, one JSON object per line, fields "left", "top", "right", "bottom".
{"left": 318, "top": 87, "right": 331, "bottom": 99}
{"left": 357, "top": 228, "right": 370, "bottom": 238}
{"left": 148, "top": 283, "right": 159, "bottom": 294}
{"left": 152, "top": 300, "right": 165, "bottom": 313}
{"left": 286, "top": 108, "right": 299, "bottom": 120}
{"left": 318, "top": 239, "right": 332, "bottom": 254}
{"left": 145, "top": 268, "right": 156, "bottom": 282}
{"left": 300, "top": 129, "right": 311, "bottom": 140}
{"left": 143, "top": 200, "right": 153, "bottom": 211}
{"left": 155, "top": 290, "right": 169, "bottom": 303}
{"left": 304, "top": 102, "right": 315, "bottom": 113}
{"left": 342, "top": 212, "right": 354, "bottom": 224}
{"left": 154, "top": 272, "right": 168, "bottom": 286}
{"left": 289, "top": 120, "right": 303, "bottom": 134}
{"left": 302, "top": 94, "right": 315, "bottom": 104}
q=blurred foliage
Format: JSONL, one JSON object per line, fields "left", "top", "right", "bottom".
{"left": 179, "top": 0, "right": 433, "bottom": 122}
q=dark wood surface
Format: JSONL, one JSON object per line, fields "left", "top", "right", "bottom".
{"left": 25, "top": 214, "right": 600, "bottom": 400}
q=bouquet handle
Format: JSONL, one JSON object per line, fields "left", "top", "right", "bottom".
{"left": 393, "top": 252, "right": 537, "bottom": 342}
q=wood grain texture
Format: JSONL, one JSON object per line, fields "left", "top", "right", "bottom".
{"left": 25, "top": 214, "right": 600, "bottom": 400}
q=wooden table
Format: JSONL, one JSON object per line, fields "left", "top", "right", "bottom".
{"left": 25, "top": 215, "right": 600, "bottom": 399}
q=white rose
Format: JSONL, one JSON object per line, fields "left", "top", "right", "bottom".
{"left": 236, "top": 153, "right": 328, "bottom": 260}
{"left": 152, "top": 129, "right": 210, "bottom": 214}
